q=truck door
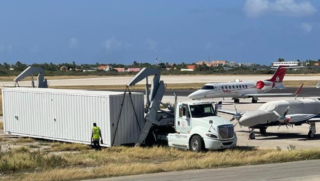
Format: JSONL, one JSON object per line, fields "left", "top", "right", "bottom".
{"left": 176, "top": 104, "right": 192, "bottom": 134}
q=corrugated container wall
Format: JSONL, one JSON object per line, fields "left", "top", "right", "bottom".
{"left": 2, "top": 88, "right": 145, "bottom": 147}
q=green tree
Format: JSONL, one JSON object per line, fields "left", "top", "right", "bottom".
{"left": 14, "top": 61, "right": 27, "bottom": 71}
{"left": 3, "top": 62, "right": 10, "bottom": 69}
{"left": 297, "top": 59, "right": 301, "bottom": 66}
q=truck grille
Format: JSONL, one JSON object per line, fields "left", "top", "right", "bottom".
{"left": 218, "top": 125, "right": 234, "bottom": 139}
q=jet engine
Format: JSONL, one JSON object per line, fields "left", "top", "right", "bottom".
{"left": 256, "top": 80, "right": 265, "bottom": 89}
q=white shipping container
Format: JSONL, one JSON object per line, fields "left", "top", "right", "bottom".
{"left": 2, "top": 88, "right": 145, "bottom": 147}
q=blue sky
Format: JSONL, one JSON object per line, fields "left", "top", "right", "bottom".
{"left": 0, "top": 0, "right": 319, "bottom": 65}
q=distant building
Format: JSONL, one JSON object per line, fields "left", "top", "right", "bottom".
{"left": 272, "top": 61, "right": 299, "bottom": 67}
{"left": 196, "top": 60, "right": 229, "bottom": 67}
{"left": 60, "top": 66, "right": 68, "bottom": 71}
{"left": 187, "top": 65, "right": 195, "bottom": 70}
{"left": 127, "top": 68, "right": 140, "bottom": 72}
{"left": 82, "top": 69, "right": 96, "bottom": 72}
{"left": 196, "top": 61, "right": 210, "bottom": 66}
{"left": 97, "top": 65, "right": 112, "bottom": 71}
{"left": 239, "top": 63, "right": 255, "bottom": 67}
{"left": 180, "top": 69, "right": 194, "bottom": 71}
{"left": 212, "top": 60, "right": 229, "bottom": 67}
{"left": 225, "top": 61, "right": 238, "bottom": 67}
{"left": 114, "top": 68, "right": 125, "bottom": 72}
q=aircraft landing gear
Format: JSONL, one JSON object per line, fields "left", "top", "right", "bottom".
{"left": 234, "top": 98, "right": 240, "bottom": 103}
{"left": 249, "top": 128, "right": 255, "bottom": 139}
{"left": 251, "top": 97, "right": 258, "bottom": 103}
{"left": 249, "top": 132, "right": 255, "bottom": 139}
{"left": 259, "top": 127, "right": 267, "bottom": 135}
{"left": 308, "top": 122, "right": 316, "bottom": 139}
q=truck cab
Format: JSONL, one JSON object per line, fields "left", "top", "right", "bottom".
{"left": 167, "top": 101, "right": 237, "bottom": 152}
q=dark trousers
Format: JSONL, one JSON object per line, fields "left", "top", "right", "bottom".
{"left": 92, "top": 140, "right": 101, "bottom": 151}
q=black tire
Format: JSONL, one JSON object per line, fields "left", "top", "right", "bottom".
{"left": 252, "top": 98, "right": 258, "bottom": 103}
{"left": 249, "top": 132, "right": 255, "bottom": 139}
{"left": 189, "top": 135, "right": 204, "bottom": 152}
{"left": 259, "top": 128, "right": 267, "bottom": 135}
{"left": 308, "top": 130, "right": 315, "bottom": 139}
{"left": 234, "top": 99, "right": 240, "bottom": 103}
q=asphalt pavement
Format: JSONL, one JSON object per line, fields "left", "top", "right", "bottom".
{"left": 82, "top": 159, "right": 320, "bottom": 181}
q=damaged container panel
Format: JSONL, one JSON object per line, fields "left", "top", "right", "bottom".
{"left": 2, "top": 88, "right": 144, "bottom": 147}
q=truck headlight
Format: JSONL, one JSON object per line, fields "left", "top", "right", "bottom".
{"left": 205, "top": 134, "right": 218, "bottom": 138}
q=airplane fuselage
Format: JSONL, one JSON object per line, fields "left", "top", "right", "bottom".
{"left": 239, "top": 98, "right": 320, "bottom": 127}
{"left": 188, "top": 80, "right": 275, "bottom": 100}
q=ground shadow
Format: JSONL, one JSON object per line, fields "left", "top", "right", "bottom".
{"left": 221, "top": 102, "right": 266, "bottom": 105}
{"left": 237, "top": 130, "right": 320, "bottom": 141}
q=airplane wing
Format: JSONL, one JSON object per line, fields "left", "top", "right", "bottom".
{"left": 285, "top": 114, "right": 317, "bottom": 123}
{"left": 244, "top": 93, "right": 296, "bottom": 97}
{"left": 218, "top": 109, "right": 237, "bottom": 115}
{"left": 307, "top": 118, "right": 320, "bottom": 123}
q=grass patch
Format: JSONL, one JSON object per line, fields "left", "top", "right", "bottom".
{"left": 14, "top": 137, "right": 35, "bottom": 143}
{"left": 1, "top": 146, "right": 320, "bottom": 181}
{"left": 28, "top": 144, "right": 41, "bottom": 149}
{"left": 0, "top": 149, "right": 67, "bottom": 174}
{"left": 51, "top": 142, "right": 90, "bottom": 151}
{"left": 13, "top": 146, "right": 30, "bottom": 153}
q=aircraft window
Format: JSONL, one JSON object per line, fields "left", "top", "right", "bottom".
{"left": 242, "top": 85, "right": 245, "bottom": 88}
{"left": 229, "top": 86, "right": 231, "bottom": 89}
{"left": 232, "top": 85, "right": 235, "bottom": 89}
{"left": 245, "top": 85, "right": 248, "bottom": 88}
{"left": 222, "top": 86, "right": 224, "bottom": 89}
{"left": 201, "top": 85, "right": 214, "bottom": 89}
{"left": 236, "top": 85, "right": 238, "bottom": 89}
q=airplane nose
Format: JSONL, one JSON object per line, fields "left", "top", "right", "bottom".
{"left": 188, "top": 91, "right": 198, "bottom": 99}
{"left": 188, "top": 90, "right": 209, "bottom": 99}
{"left": 239, "top": 110, "right": 269, "bottom": 127}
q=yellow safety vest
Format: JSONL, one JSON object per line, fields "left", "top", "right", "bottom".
{"left": 92, "top": 126, "right": 100, "bottom": 140}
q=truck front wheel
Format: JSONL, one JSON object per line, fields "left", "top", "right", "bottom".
{"left": 190, "top": 135, "right": 204, "bottom": 152}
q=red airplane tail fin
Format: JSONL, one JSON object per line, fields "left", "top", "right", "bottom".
{"left": 266, "top": 65, "right": 288, "bottom": 83}
{"left": 294, "top": 83, "right": 304, "bottom": 100}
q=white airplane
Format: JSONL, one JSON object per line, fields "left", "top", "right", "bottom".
{"left": 218, "top": 90, "right": 320, "bottom": 140}
{"left": 188, "top": 65, "right": 298, "bottom": 103}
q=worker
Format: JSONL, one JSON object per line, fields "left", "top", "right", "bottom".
{"left": 91, "top": 123, "right": 103, "bottom": 151}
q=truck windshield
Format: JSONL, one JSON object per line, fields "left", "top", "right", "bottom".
{"left": 190, "top": 104, "right": 215, "bottom": 118}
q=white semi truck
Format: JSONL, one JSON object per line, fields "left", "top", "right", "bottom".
{"left": 124, "top": 68, "right": 237, "bottom": 152}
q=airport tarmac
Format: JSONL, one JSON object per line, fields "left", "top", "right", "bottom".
{"left": 161, "top": 95, "right": 320, "bottom": 150}
{"left": 1, "top": 74, "right": 320, "bottom": 87}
